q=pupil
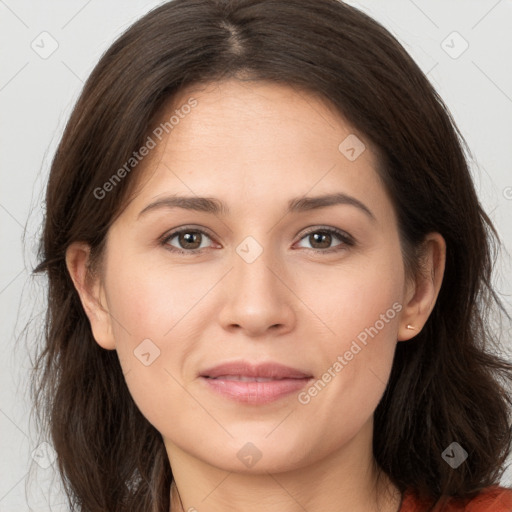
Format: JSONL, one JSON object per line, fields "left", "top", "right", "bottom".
{"left": 182, "top": 232, "right": 200, "bottom": 249}
{"left": 312, "top": 232, "right": 330, "bottom": 248}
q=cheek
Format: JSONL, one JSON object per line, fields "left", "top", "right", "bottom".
{"left": 102, "top": 255, "right": 213, "bottom": 428}
{"left": 105, "top": 253, "right": 210, "bottom": 340}
{"left": 298, "top": 247, "right": 403, "bottom": 346}
{"left": 297, "top": 249, "right": 402, "bottom": 413}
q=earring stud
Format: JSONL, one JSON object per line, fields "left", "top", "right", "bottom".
{"left": 406, "top": 324, "right": 416, "bottom": 330}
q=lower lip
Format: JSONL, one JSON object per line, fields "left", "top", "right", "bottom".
{"left": 201, "top": 376, "right": 312, "bottom": 404}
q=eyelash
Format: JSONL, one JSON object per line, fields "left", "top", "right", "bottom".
{"left": 160, "top": 225, "right": 355, "bottom": 256}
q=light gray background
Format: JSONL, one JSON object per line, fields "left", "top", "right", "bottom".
{"left": 1, "top": 0, "right": 511, "bottom": 510}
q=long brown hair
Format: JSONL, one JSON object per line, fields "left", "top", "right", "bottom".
{"left": 30, "top": 0, "right": 512, "bottom": 510}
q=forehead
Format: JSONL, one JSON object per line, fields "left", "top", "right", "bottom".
{"left": 160, "top": 79, "right": 358, "bottom": 154}
{"left": 124, "top": 79, "right": 392, "bottom": 223}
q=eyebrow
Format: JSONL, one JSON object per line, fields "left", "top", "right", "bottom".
{"left": 137, "top": 193, "right": 376, "bottom": 222}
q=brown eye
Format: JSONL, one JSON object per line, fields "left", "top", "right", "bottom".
{"left": 296, "top": 227, "right": 354, "bottom": 253}
{"left": 308, "top": 232, "right": 333, "bottom": 249}
{"left": 161, "top": 225, "right": 355, "bottom": 256}
{"left": 162, "top": 228, "right": 213, "bottom": 254}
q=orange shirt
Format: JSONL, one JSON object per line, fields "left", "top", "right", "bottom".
{"left": 399, "top": 485, "right": 512, "bottom": 512}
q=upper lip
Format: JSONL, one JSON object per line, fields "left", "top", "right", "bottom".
{"left": 200, "top": 361, "right": 312, "bottom": 379}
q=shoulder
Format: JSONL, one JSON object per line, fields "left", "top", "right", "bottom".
{"left": 461, "top": 485, "right": 512, "bottom": 511}
{"left": 400, "top": 485, "right": 512, "bottom": 511}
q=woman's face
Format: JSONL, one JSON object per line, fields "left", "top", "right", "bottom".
{"left": 82, "top": 79, "right": 416, "bottom": 473}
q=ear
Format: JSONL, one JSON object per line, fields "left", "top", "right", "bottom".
{"left": 397, "top": 232, "right": 446, "bottom": 342}
{"left": 65, "top": 242, "right": 116, "bottom": 350}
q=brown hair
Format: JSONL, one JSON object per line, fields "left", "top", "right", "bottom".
{"left": 30, "top": 0, "right": 512, "bottom": 510}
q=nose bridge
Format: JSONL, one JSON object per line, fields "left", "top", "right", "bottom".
{"left": 232, "top": 233, "right": 280, "bottom": 296}
{"left": 218, "top": 232, "right": 295, "bottom": 334}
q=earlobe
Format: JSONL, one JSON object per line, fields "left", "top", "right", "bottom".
{"left": 398, "top": 232, "right": 446, "bottom": 342}
{"left": 65, "top": 242, "right": 116, "bottom": 350}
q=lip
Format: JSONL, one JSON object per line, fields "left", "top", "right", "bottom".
{"left": 200, "top": 361, "right": 312, "bottom": 379}
{"left": 199, "top": 361, "right": 313, "bottom": 404}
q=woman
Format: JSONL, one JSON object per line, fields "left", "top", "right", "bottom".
{"left": 31, "top": 0, "right": 512, "bottom": 510}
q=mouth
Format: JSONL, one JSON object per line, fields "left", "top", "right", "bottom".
{"left": 200, "top": 360, "right": 312, "bottom": 379}
{"left": 199, "top": 361, "right": 313, "bottom": 404}
{"left": 205, "top": 375, "right": 292, "bottom": 382}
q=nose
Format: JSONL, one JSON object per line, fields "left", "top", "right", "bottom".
{"left": 218, "top": 240, "right": 296, "bottom": 338}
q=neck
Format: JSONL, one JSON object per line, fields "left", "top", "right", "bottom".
{"left": 170, "top": 471, "right": 402, "bottom": 512}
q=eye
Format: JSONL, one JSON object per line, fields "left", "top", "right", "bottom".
{"left": 161, "top": 226, "right": 214, "bottom": 255}
{"left": 295, "top": 227, "right": 355, "bottom": 253}
{"left": 160, "top": 225, "right": 355, "bottom": 255}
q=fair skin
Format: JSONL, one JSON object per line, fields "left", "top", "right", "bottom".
{"left": 66, "top": 79, "right": 446, "bottom": 512}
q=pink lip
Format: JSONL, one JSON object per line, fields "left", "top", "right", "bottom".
{"left": 199, "top": 361, "right": 313, "bottom": 404}
{"left": 200, "top": 361, "right": 312, "bottom": 379}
